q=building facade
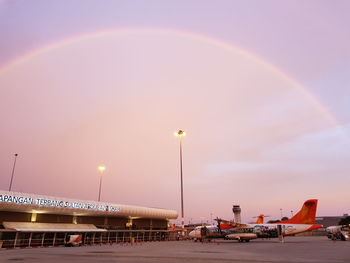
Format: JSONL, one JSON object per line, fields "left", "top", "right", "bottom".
{"left": 0, "top": 190, "right": 178, "bottom": 231}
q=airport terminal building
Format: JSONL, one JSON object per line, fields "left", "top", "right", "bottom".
{"left": 0, "top": 190, "right": 178, "bottom": 248}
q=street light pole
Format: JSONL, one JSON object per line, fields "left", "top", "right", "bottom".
{"left": 98, "top": 166, "right": 106, "bottom": 202}
{"left": 174, "top": 130, "right": 186, "bottom": 236}
{"left": 9, "top": 153, "right": 18, "bottom": 192}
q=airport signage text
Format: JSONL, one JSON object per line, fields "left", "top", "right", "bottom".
{"left": 0, "top": 194, "right": 120, "bottom": 213}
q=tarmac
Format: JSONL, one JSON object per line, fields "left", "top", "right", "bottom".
{"left": 1, "top": 236, "right": 349, "bottom": 263}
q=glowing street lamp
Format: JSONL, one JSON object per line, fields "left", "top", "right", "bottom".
{"left": 97, "top": 165, "right": 106, "bottom": 202}
{"left": 174, "top": 130, "right": 186, "bottom": 236}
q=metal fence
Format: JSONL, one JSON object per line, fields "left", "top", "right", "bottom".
{"left": 0, "top": 230, "right": 183, "bottom": 249}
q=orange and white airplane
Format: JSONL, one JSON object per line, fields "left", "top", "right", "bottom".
{"left": 188, "top": 199, "right": 323, "bottom": 241}
{"left": 249, "top": 199, "right": 323, "bottom": 236}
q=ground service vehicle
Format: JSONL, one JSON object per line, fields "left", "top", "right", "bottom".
{"left": 326, "top": 225, "right": 350, "bottom": 241}
{"left": 65, "top": 234, "right": 83, "bottom": 246}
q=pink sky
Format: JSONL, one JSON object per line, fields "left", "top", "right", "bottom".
{"left": 1, "top": 1, "right": 350, "bottom": 224}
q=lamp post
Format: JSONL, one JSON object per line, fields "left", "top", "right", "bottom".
{"left": 174, "top": 130, "right": 186, "bottom": 236}
{"left": 9, "top": 153, "right": 18, "bottom": 192}
{"left": 97, "top": 165, "right": 106, "bottom": 202}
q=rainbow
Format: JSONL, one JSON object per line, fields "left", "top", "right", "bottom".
{"left": 0, "top": 27, "right": 339, "bottom": 126}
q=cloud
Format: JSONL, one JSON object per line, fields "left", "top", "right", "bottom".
{"left": 204, "top": 124, "right": 350, "bottom": 184}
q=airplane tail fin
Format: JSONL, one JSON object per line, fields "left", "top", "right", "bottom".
{"left": 255, "top": 214, "right": 264, "bottom": 224}
{"left": 279, "top": 199, "right": 318, "bottom": 224}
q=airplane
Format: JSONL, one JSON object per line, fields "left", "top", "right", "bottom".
{"left": 220, "top": 214, "right": 268, "bottom": 242}
{"left": 249, "top": 199, "right": 323, "bottom": 237}
{"left": 187, "top": 214, "right": 267, "bottom": 241}
{"left": 188, "top": 199, "right": 323, "bottom": 242}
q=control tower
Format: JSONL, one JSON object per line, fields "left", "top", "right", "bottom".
{"left": 232, "top": 205, "right": 241, "bottom": 223}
